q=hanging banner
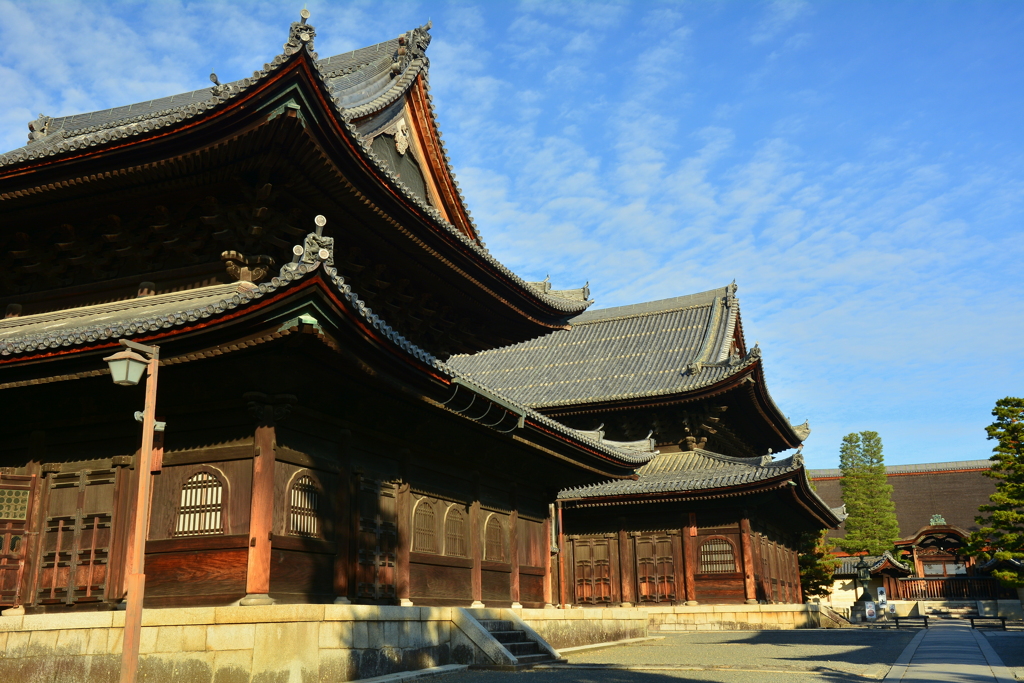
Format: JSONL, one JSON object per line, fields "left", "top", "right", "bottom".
{"left": 864, "top": 600, "right": 877, "bottom": 620}
{"left": 876, "top": 587, "right": 887, "bottom": 607}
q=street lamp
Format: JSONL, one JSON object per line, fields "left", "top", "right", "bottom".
{"left": 103, "top": 338, "right": 161, "bottom": 683}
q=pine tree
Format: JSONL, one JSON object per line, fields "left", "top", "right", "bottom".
{"left": 967, "top": 397, "right": 1024, "bottom": 587}
{"left": 838, "top": 431, "right": 900, "bottom": 556}
{"left": 799, "top": 529, "right": 841, "bottom": 597}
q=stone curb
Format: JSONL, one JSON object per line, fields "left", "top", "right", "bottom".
{"left": 354, "top": 664, "right": 469, "bottom": 683}
{"left": 970, "top": 629, "right": 1017, "bottom": 683}
{"left": 882, "top": 628, "right": 928, "bottom": 680}
{"left": 558, "top": 636, "right": 665, "bottom": 654}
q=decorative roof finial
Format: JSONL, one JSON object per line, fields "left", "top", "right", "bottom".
{"left": 210, "top": 73, "right": 220, "bottom": 86}
{"left": 314, "top": 214, "right": 327, "bottom": 237}
{"left": 27, "top": 113, "right": 51, "bottom": 142}
{"left": 284, "top": 9, "right": 316, "bottom": 56}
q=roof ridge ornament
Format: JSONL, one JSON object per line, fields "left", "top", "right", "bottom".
{"left": 27, "top": 113, "right": 52, "bottom": 142}
{"left": 284, "top": 8, "right": 316, "bottom": 57}
{"left": 281, "top": 215, "right": 333, "bottom": 278}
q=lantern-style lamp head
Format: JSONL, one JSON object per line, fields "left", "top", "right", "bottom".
{"left": 103, "top": 348, "right": 149, "bottom": 386}
{"left": 855, "top": 558, "right": 871, "bottom": 582}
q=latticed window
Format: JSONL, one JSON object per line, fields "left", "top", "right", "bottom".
{"left": 289, "top": 476, "right": 319, "bottom": 538}
{"left": 699, "top": 538, "right": 736, "bottom": 573}
{"left": 174, "top": 472, "right": 224, "bottom": 536}
{"left": 485, "top": 516, "right": 504, "bottom": 562}
{"left": 413, "top": 501, "right": 437, "bottom": 553}
{"left": 445, "top": 508, "right": 466, "bottom": 557}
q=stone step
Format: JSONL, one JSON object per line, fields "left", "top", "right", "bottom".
{"left": 478, "top": 620, "right": 514, "bottom": 632}
{"left": 515, "top": 653, "right": 557, "bottom": 663}
{"left": 490, "top": 630, "right": 529, "bottom": 643}
{"left": 505, "top": 641, "right": 542, "bottom": 656}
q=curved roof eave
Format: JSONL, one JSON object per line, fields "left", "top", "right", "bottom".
{"left": 0, "top": 20, "right": 592, "bottom": 323}
{"left": 0, "top": 227, "right": 648, "bottom": 475}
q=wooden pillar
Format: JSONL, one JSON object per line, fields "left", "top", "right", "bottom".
{"left": 510, "top": 509, "right": 521, "bottom": 607}
{"left": 618, "top": 528, "right": 634, "bottom": 606}
{"left": 557, "top": 501, "right": 566, "bottom": 608}
{"left": 470, "top": 501, "right": 483, "bottom": 607}
{"left": 396, "top": 483, "right": 412, "bottom": 605}
{"left": 739, "top": 516, "right": 758, "bottom": 604}
{"left": 682, "top": 512, "right": 697, "bottom": 605}
{"left": 241, "top": 392, "right": 294, "bottom": 605}
{"left": 542, "top": 514, "right": 554, "bottom": 607}
{"left": 332, "top": 467, "right": 353, "bottom": 603}
{"left": 670, "top": 531, "right": 684, "bottom": 605}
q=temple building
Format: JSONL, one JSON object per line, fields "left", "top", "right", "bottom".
{"left": 0, "top": 16, "right": 834, "bottom": 615}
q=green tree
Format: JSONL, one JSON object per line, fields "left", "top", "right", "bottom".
{"left": 838, "top": 431, "right": 900, "bottom": 556}
{"left": 967, "top": 397, "right": 1024, "bottom": 587}
{"left": 799, "top": 529, "right": 841, "bottom": 597}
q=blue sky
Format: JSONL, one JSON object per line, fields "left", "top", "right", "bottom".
{"left": 1, "top": 1, "right": 1022, "bottom": 469}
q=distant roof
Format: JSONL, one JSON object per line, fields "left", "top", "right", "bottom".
{"left": 559, "top": 447, "right": 805, "bottom": 499}
{"left": 834, "top": 551, "right": 911, "bottom": 576}
{"left": 449, "top": 285, "right": 748, "bottom": 408}
{"left": 808, "top": 460, "right": 992, "bottom": 479}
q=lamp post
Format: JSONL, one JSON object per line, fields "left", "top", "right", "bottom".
{"left": 103, "top": 339, "right": 161, "bottom": 683}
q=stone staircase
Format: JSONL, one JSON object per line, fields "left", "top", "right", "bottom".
{"left": 475, "top": 618, "right": 560, "bottom": 669}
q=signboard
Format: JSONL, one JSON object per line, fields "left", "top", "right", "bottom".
{"left": 888, "top": 602, "right": 897, "bottom": 615}
{"left": 876, "top": 587, "right": 887, "bottom": 607}
{"left": 864, "top": 601, "right": 877, "bottom": 621}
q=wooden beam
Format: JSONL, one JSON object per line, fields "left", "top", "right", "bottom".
{"left": 470, "top": 500, "right": 482, "bottom": 606}
{"left": 739, "top": 516, "right": 757, "bottom": 604}
{"left": 244, "top": 424, "right": 275, "bottom": 600}
{"left": 682, "top": 512, "right": 697, "bottom": 604}
{"left": 396, "top": 483, "right": 412, "bottom": 605}
{"left": 618, "top": 528, "right": 634, "bottom": 606}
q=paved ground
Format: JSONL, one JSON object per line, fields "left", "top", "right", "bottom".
{"left": 980, "top": 631, "right": 1024, "bottom": 681}
{"left": 434, "top": 629, "right": 919, "bottom": 683}
{"left": 427, "top": 623, "right": 1021, "bottom": 683}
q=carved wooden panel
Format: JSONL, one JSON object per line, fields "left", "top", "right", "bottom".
{"left": 634, "top": 534, "right": 675, "bottom": 603}
{"left": 573, "top": 538, "right": 612, "bottom": 605}
{"left": 34, "top": 469, "right": 115, "bottom": 605}
{"left": 355, "top": 479, "right": 396, "bottom": 602}
{"left": 0, "top": 474, "right": 36, "bottom": 606}
{"left": 409, "top": 562, "right": 472, "bottom": 602}
{"left": 481, "top": 568, "right": 512, "bottom": 603}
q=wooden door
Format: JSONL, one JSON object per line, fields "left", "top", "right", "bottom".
{"left": 0, "top": 474, "right": 37, "bottom": 606}
{"left": 34, "top": 469, "right": 117, "bottom": 605}
{"left": 634, "top": 534, "right": 675, "bottom": 603}
{"left": 355, "top": 479, "right": 396, "bottom": 602}
{"left": 573, "top": 538, "right": 612, "bottom": 604}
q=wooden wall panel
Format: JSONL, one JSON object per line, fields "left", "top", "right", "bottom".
{"left": 694, "top": 576, "right": 746, "bottom": 604}
{"left": 481, "top": 568, "right": 511, "bottom": 603}
{"left": 144, "top": 547, "right": 247, "bottom": 604}
{"left": 409, "top": 562, "right": 473, "bottom": 602}
{"left": 269, "top": 547, "right": 333, "bottom": 597}
{"left": 520, "top": 573, "right": 544, "bottom": 605}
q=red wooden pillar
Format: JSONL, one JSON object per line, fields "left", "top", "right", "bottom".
{"left": 542, "top": 513, "right": 554, "bottom": 607}
{"left": 396, "top": 483, "right": 412, "bottom": 605}
{"left": 682, "top": 512, "right": 697, "bottom": 605}
{"left": 510, "top": 509, "right": 521, "bottom": 607}
{"left": 739, "top": 517, "right": 758, "bottom": 604}
{"left": 618, "top": 528, "right": 634, "bottom": 606}
{"left": 669, "top": 531, "right": 684, "bottom": 604}
{"left": 241, "top": 393, "right": 293, "bottom": 605}
{"left": 470, "top": 500, "right": 483, "bottom": 607}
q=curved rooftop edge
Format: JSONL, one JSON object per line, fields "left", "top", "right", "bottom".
{"left": 448, "top": 282, "right": 809, "bottom": 448}
{"left": 807, "top": 459, "right": 994, "bottom": 480}
{"left": 0, "top": 17, "right": 592, "bottom": 320}
{"left": 0, "top": 227, "right": 651, "bottom": 474}
{"left": 556, "top": 447, "right": 842, "bottom": 528}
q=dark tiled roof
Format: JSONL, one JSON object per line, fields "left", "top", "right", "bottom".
{"left": 0, "top": 229, "right": 651, "bottom": 469}
{"left": 558, "top": 448, "right": 806, "bottom": 499}
{"left": 808, "top": 460, "right": 992, "bottom": 479}
{"left": 448, "top": 285, "right": 749, "bottom": 408}
{"left": 0, "top": 20, "right": 590, "bottom": 319}
{"left": 833, "top": 551, "right": 910, "bottom": 576}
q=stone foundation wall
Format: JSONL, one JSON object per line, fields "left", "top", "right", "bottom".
{"left": 0, "top": 604, "right": 492, "bottom": 683}
{"left": 644, "top": 604, "right": 820, "bottom": 632}
{"left": 515, "top": 608, "right": 648, "bottom": 649}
